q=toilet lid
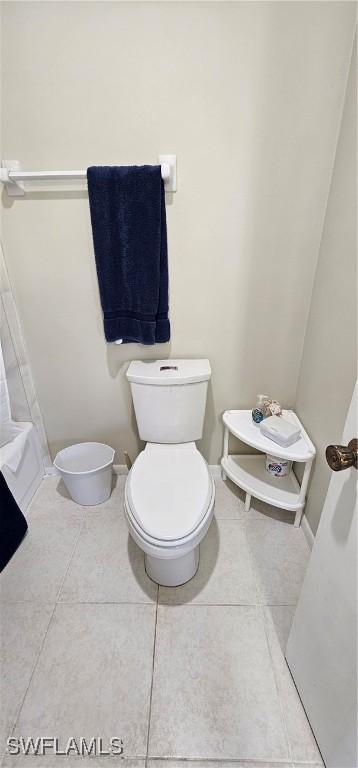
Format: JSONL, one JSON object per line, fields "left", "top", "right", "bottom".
{"left": 127, "top": 445, "right": 212, "bottom": 541}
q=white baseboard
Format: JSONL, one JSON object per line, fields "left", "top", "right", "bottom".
{"left": 113, "top": 464, "right": 129, "bottom": 475}
{"left": 209, "top": 464, "right": 221, "bottom": 476}
{"left": 301, "top": 513, "right": 315, "bottom": 549}
{"left": 44, "top": 465, "right": 59, "bottom": 476}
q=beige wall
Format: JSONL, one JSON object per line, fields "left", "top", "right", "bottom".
{"left": 295, "top": 38, "right": 357, "bottom": 535}
{"left": 1, "top": 1, "right": 356, "bottom": 467}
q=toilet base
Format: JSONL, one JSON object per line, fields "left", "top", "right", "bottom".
{"left": 145, "top": 546, "right": 199, "bottom": 587}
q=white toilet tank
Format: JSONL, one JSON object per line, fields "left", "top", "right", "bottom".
{"left": 126, "top": 359, "right": 211, "bottom": 443}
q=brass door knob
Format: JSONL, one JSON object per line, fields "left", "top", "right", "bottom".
{"left": 326, "top": 439, "right": 358, "bottom": 471}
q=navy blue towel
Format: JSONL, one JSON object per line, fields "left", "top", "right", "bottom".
{"left": 87, "top": 165, "right": 170, "bottom": 344}
{"left": 0, "top": 473, "right": 28, "bottom": 572}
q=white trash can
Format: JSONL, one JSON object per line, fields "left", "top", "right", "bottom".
{"left": 54, "top": 442, "right": 115, "bottom": 505}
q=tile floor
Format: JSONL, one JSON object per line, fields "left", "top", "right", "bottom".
{"left": 0, "top": 474, "right": 323, "bottom": 768}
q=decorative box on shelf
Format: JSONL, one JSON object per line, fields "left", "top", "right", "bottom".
{"left": 221, "top": 410, "right": 316, "bottom": 527}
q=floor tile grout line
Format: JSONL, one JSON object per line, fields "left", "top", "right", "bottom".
{"left": 6, "top": 510, "right": 87, "bottom": 746}
{"left": 55, "top": 599, "right": 157, "bottom": 605}
{"left": 145, "top": 583, "right": 159, "bottom": 768}
{"left": 236, "top": 504, "right": 264, "bottom": 616}
{"left": 0, "top": 756, "right": 289, "bottom": 765}
{"left": 0, "top": 600, "right": 298, "bottom": 607}
{"left": 260, "top": 605, "right": 293, "bottom": 764}
{"left": 146, "top": 756, "right": 306, "bottom": 765}
{"left": 212, "top": 517, "right": 247, "bottom": 521}
{"left": 156, "top": 602, "right": 297, "bottom": 608}
{"left": 0, "top": 755, "right": 322, "bottom": 767}
{"left": 6, "top": 600, "right": 57, "bottom": 746}
{"left": 54, "top": 510, "right": 87, "bottom": 604}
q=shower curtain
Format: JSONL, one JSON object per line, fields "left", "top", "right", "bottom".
{"left": 0, "top": 242, "right": 50, "bottom": 469}
{"left": 0, "top": 337, "right": 30, "bottom": 472}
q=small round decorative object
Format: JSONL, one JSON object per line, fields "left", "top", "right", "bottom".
{"left": 269, "top": 400, "right": 282, "bottom": 417}
{"left": 252, "top": 408, "right": 264, "bottom": 424}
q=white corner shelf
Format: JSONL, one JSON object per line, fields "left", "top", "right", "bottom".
{"left": 221, "top": 410, "right": 316, "bottom": 527}
{"left": 223, "top": 410, "right": 315, "bottom": 462}
{"left": 222, "top": 455, "right": 301, "bottom": 511}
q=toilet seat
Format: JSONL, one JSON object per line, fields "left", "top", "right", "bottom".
{"left": 126, "top": 443, "right": 212, "bottom": 542}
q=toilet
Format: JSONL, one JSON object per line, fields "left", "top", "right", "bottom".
{"left": 124, "top": 359, "right": 215, "bottom": 586}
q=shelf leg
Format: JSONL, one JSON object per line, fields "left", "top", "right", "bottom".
{"left": 245, "top": 492, "right": 251, "bottom": 512}
{"left": 222, "top": 425, "right": 229, "bottom": 481}
{"left": 294, "top": 459, "right": 313, "bottom": 528}
{"left": 294, "top": 508, "right": 304, "bottom": 528}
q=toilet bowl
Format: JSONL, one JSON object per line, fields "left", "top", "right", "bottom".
{"left": 124, "top": 442, "right": 215, "bottom": 586}
{"left": 125, "top": 358, "right": 214, "bottom": 586}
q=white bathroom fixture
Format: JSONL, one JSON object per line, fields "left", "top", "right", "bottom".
{"left": 0, "top": 155, "right": 177, "bottom": 196}
{"left": 125, "top": 359, "right": 215, "bottom": 586}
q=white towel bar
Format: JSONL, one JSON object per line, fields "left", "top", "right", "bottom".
{"left": 0, "top": 155, "right": 177, "bottom": 196}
